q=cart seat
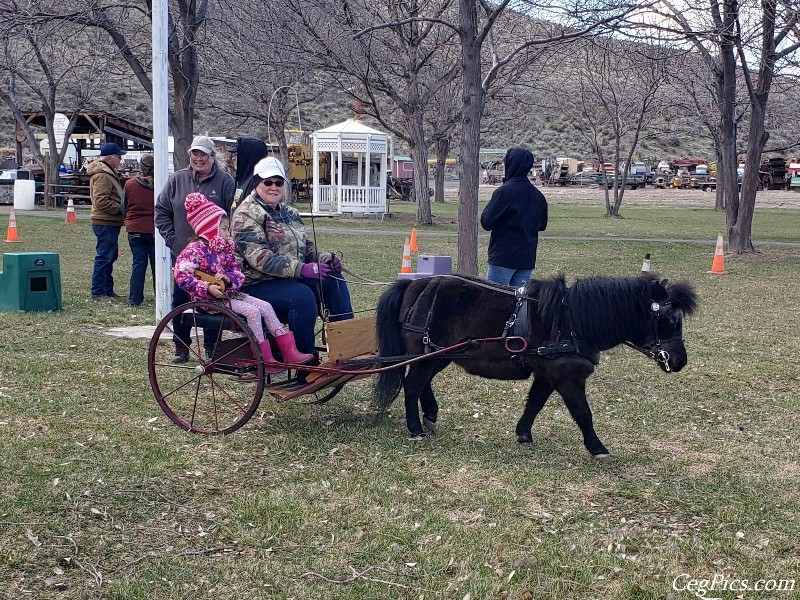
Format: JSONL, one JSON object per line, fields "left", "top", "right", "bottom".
{"left": 176, "top": 306, "right": 247, "bottom": 331}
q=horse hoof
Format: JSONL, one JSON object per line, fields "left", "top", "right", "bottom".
{"left": 423, "top": 416, "right": 437, "bottom": 434}
{"left": 409, "top": 433, "right": 427, "bottom": 441}
{"left": 516, "top": 434, "right": 533, "bottom": 444}
{"left": 593, "top": 453, "right": 613, "bottom": 464}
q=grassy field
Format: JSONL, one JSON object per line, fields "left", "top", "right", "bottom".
{"left": 304, "top": 198, "right": 800, "bottom": 245}
{"left": 1, "top": 206, "right": 799, "bottom": 599}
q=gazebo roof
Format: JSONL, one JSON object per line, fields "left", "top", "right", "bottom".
{"left": 315, "top": 119, "right": 386, "bottom": 137}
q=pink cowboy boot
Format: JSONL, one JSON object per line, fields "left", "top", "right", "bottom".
{"left": 274, "top": 331, "right": 315, "bottom": 365}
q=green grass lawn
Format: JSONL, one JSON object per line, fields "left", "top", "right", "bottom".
{"left": 305, "top": 199, "right": 800, "bottom": 244}
{"left": 1, "top": 208, "right": 799, "bottom": 599}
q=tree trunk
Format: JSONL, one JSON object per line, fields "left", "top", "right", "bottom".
{"left": 410, "top": 115, "right": 432, "bottom": 224}
{"left": 720, "top": 0, "right": 740, "bottom": 234}
{"left": 434, "top": 137, "right": 449, "bottom": 203}
{"left": 166, "top": 4, "right": 203, "bottom": 171}
{"left": 169, "top": 56, "right": 196, "bottom": 170}
{"left": 730, "top": 2, "right": 778, "bottom": 253}
{"left": 732, "top": 98, "right": 766, "bottom": 253}
{"left": 713, "top": 147, "right": 725, "bottom": 210}
{"left": 456, "top": 0, "right": 481, "bottom": 276}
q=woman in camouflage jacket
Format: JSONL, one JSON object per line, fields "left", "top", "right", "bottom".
{"left": 232, "top": 157, "right": 353, "bottom": 360}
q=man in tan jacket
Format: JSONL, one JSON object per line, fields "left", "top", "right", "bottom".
{"left": 88, "top": 142, "right": 126, "bottom": 300}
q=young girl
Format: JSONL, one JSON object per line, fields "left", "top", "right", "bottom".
{"left": 174, "top": 193, "right": 314, "bottom": 372}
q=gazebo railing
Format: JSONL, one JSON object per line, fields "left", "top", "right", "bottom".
{"left": 316, "top": 185, "right": 336, "bottom": 212}
{"left": 315, "top": 185, "right": 385, "bottom": 213}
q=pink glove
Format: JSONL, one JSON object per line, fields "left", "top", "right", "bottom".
{"left": 300, "top": 262, "right": 330, "bottom": 279}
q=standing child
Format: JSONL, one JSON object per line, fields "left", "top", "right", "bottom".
{"left": 480, "top": 147, "right": 548, "bottom": 287}
{"left": 174, "top": 193, "right": 314, "bottom": 372}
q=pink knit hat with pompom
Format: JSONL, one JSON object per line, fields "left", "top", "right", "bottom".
{"left": 185, "top": 193, "right": 226, "bottom": 241}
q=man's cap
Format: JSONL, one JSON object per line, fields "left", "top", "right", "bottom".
{"left": 253, "top": 156, "right": 286, "bottom": 180}
{"left": 100, "top": 142, "right": 126, "bottom": 157}
{"left": 189, "top": 136, "right": 215, "bottom": 155}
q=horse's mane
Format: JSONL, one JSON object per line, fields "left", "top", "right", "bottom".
{"left": 526, "top": 273, "right": 697, "bottom": 346}
{"left": 431, "top": 273, "right": 696, "bottom": 347}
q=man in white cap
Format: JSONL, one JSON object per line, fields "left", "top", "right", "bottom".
{"left": 155, "top": 135, "right": 236, "bottom": 362}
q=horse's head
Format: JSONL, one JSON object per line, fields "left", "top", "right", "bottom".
{"left": 632, "top": 276, "right": 698, "bottom": 372}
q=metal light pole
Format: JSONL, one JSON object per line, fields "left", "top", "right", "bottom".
{"left": 152, "top": 0, "right": 171, "bottom": 321}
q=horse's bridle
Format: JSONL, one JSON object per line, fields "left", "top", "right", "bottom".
{"left": 623, "top": 300, "right": 684, "bottom": 372}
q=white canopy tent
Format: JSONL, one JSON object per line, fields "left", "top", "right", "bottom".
{"left": 312, "top": 119, "right": 388, "bottom": 214}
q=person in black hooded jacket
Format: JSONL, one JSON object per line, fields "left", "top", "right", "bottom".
{"left": 232, "top": 136, "right": 270, "bottom": 206}
{"left": 480, "top": 147, "right": 548, "bottom": 287}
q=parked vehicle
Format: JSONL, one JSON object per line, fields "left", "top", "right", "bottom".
{"left": 481, "top": 160, "right": 503, "bottom": 184}
{"left": 566, "top": 170, "right": 599, "bottom": 186}
{"left": 596, "top": 173, "right": 647, "bottom": 189}
{"left": 628, "top": 162, "right": 653, "bottom": 184}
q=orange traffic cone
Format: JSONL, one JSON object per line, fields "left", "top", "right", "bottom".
{"left": 65, "top": 198, "right": 77, "bottom": 223}
{"left": 400, "top": 237, "right": 412, "bottom": 273}
{"left": 5, "top": 210, "right": 21, "bottom": 243}
{"left": 707, "top": 233, "right": 727, "bottom": 274}
{"left": 640, "top": 253, "right": 651, "bottom": 275}
{"left": 409, "top": 228, "right": 418, "bottom": 253}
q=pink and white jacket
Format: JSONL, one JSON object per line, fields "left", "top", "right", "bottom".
{"left": 173, "top": 239, "right": 246, "bottom": 302}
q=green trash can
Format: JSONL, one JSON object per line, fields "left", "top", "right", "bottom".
{"left": 0, "top": 252, "right": 62, "bottom": 312}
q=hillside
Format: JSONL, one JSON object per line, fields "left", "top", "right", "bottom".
{"left": 2, "top": 67, "right": 798, "bottom": 167}
{"left": 0, "top": 93, "right": 717, "bottom": 166}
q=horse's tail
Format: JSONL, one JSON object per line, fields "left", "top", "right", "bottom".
{"left": 374, "top": 279, "right": 412, "bottom": 408}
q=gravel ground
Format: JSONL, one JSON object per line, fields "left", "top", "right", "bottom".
{"left": 467, "top": 182, "right": 800, "bottom": 208}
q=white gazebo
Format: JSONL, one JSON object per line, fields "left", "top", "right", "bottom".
{"left": 312, "top": 119, "right": 389, "bottom": 214}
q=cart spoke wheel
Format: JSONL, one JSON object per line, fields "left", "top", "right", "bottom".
{"left": 148, "top": 301, "right": 264, "bottom": 434}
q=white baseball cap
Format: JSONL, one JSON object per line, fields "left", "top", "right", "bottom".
{"left": 188, "top": 136, "right": 215, "bottom": 155}
{"left": 253, "top": 157, "right": 287, "bottom": 180}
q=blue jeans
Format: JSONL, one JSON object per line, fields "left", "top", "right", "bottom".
{"left": 242, "top": 279, "right": 320, "bottom": 355}
{"left": 91, "top": 225, "right": 121, "bottom": 297}
{"left": 128, "top": 232, "right": 155, "bottom": 305}
{"left": 486, "top": 264, "right": 532, "bottom": 288}
{"left": 300, "top": 269, "right": 354, "bottom": 322}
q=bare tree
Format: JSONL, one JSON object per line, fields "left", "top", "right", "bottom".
{"left": 0, "top": 10, "right": 118, "bottom": 204}
{"left": 564, "top": 38, "right": 670, "bottom": 216}
{"left": 267, "top": 0, "right": 462, "bottom": 223}
{"left": 450, "top": 0, "right": 637, "bottom": 274}
{"left": 648, "top": 0, "right": 799, "bottom": 253}
{"left": 276, "top": 0, "right": 637, "bottom": 271}
{"left": 10, "top": 0, "right": 212, "bottom": 167}
{"left": 202, "top": 7, "right": 333, "bottom": 181}
{"left": 733, "top": 0, "right": 800, "bottom": 252}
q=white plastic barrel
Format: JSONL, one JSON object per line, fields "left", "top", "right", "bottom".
{"left": 13, "top": 179, "right": 36, "bottom": 210}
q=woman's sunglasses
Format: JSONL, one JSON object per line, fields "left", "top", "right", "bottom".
{"left": 261, "top": 178, "right": 285, "bottom": 188}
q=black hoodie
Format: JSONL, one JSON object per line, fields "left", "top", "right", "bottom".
{"left": 480, "top": 147, "right": 548, "bottom": 270}
{"left": 234, "top": 136, "right": 270, "bottom": 198}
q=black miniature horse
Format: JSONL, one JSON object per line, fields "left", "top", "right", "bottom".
{"left": 374, "top": 273, "right": 698, "bottom": 460}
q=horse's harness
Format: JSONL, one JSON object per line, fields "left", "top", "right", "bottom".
{"left": 504, "top": 285, "right": 601, "bottom": 365}
{"left": 400, "top": 276, "right": 681, "bottom": 370}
